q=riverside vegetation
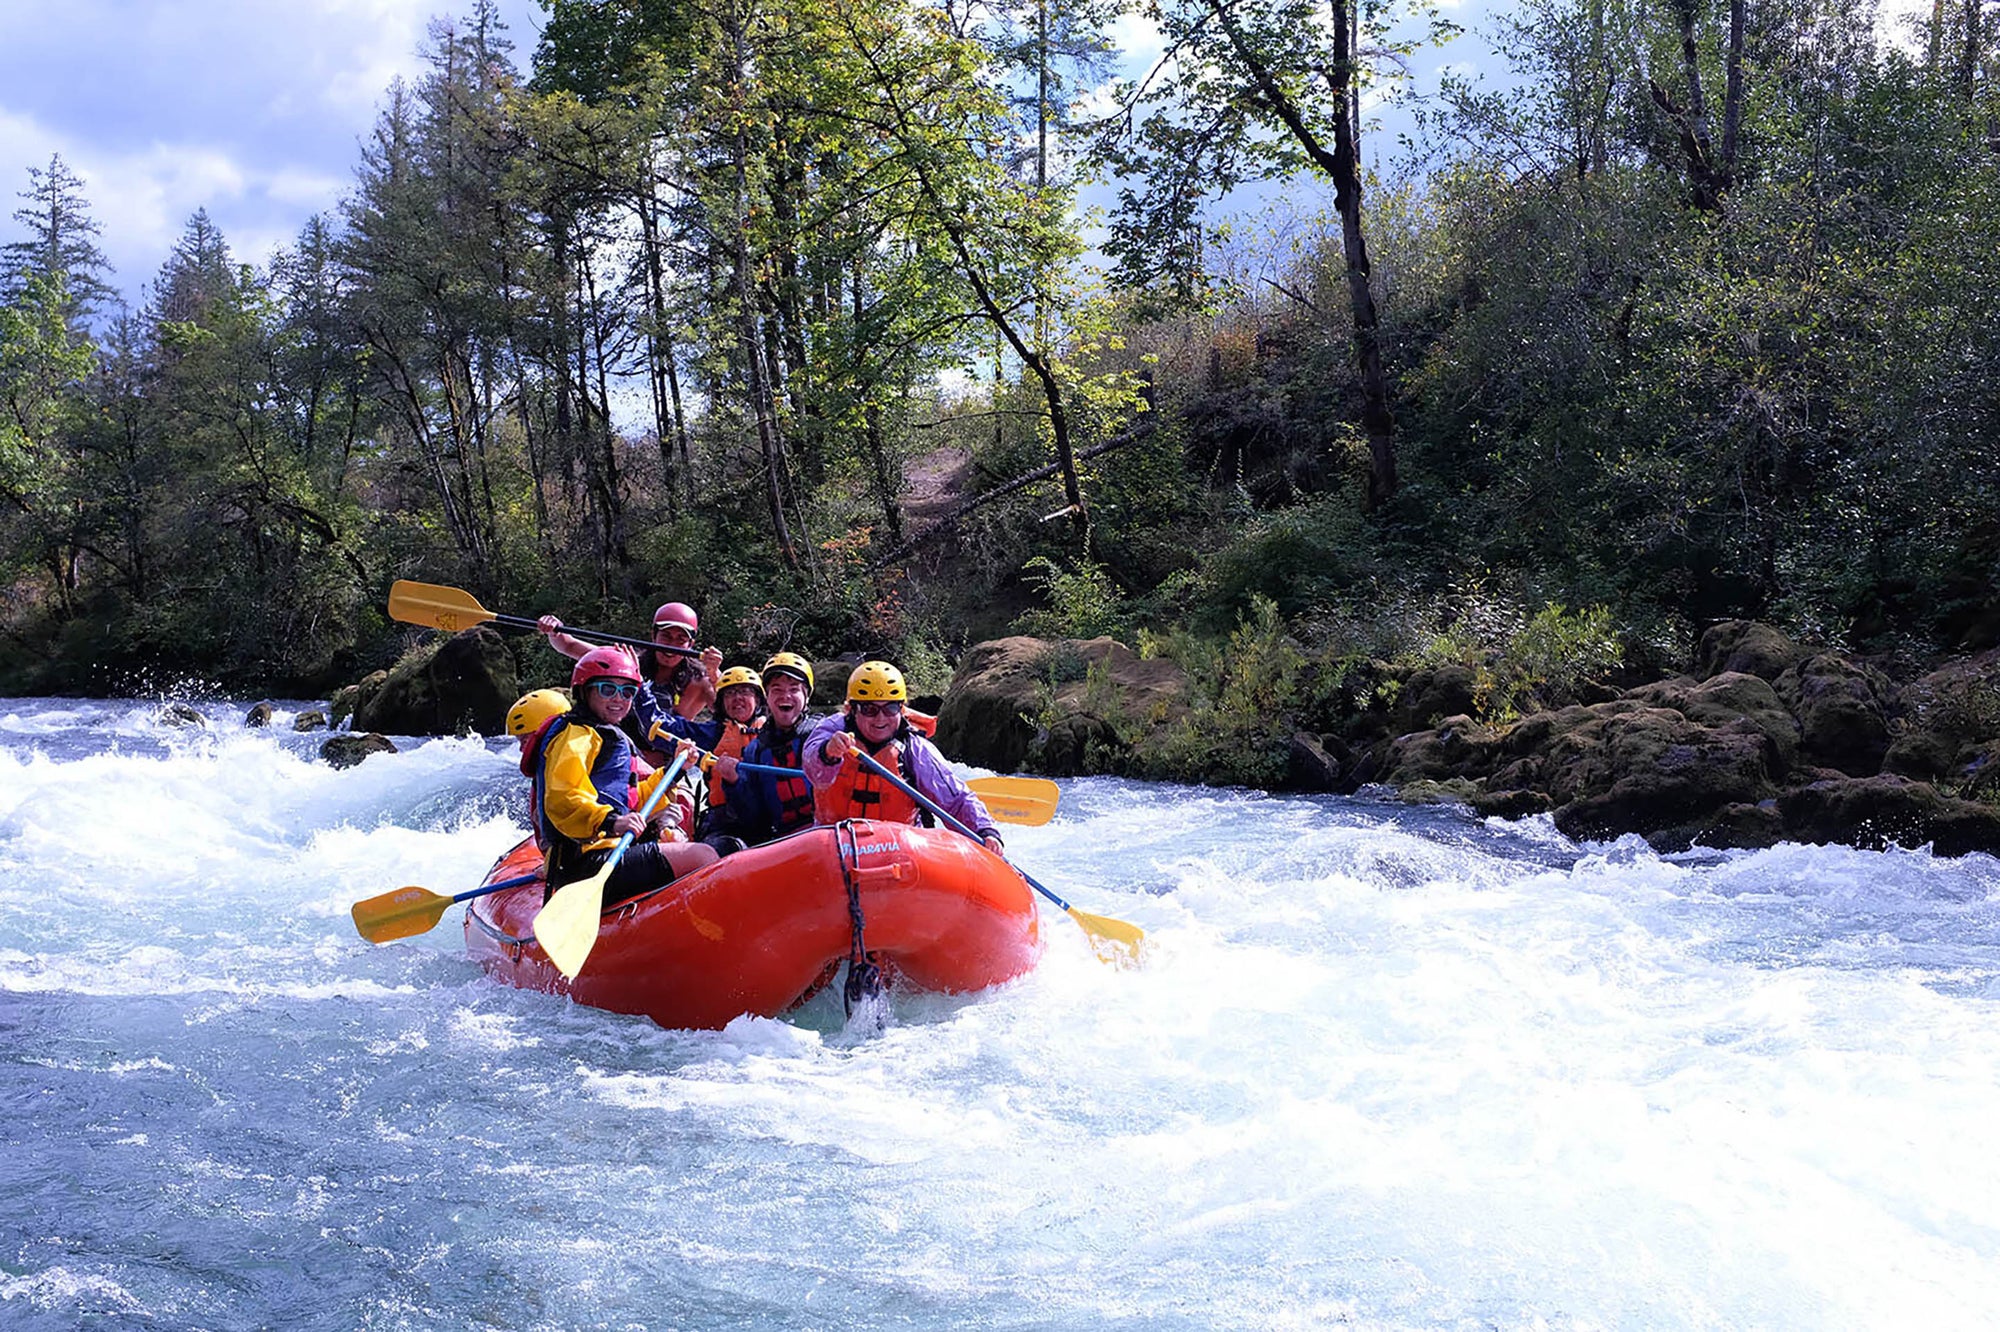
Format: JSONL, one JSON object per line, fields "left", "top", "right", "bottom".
{"left": 3, "top": 1, "right": 1998, "bottom": 845}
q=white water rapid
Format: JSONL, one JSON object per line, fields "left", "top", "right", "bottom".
{"left": 5, "top": 697, "right": 2000, "bottom": 1329}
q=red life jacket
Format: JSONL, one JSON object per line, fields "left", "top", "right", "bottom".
{"left": 764, "top": 728, "right": 815, "bottom": 835}
{"left": 814, "top": 728, "right": 919, "bottom": 825}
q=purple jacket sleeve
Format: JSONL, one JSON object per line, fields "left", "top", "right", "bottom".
{"left": 902, "top": 736, "right": 999, "bottom": 837}
{"left": 801, "top": 713, "right": 848, "bottom": 794}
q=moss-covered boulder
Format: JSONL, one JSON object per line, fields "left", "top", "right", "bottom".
{"left": 1775, "top": 774, "right": 2000, "bottom": 855}
{"left": 1884, "top": 649, "right": 2000, "bottom": 783}
{"left": 1697, "top": 620, "right": 1806, "bottom": 682}
{"left": 351, "top": 627, "right": 520, "bottom": 736}
{"left": 1774, "top": 653, "right": 1892, "bottom": 776}
{"left": 936, "top": 636, "right": 1191, "bottom": 773}
{"left": 1627, "top": 671, "right": 1801, "bottom": 774}
{"left": 1539, "top": 703, "right": 1781, "bottom": 843}
{"left": 1380, "top": 715, "right": 1503, "bottom": 786}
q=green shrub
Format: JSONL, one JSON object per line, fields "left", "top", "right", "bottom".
{"left": 1014, "top": 556, "right": 1129, "bottom": 639}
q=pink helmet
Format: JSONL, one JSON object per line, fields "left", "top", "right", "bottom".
{"left": 652, "top": 601, "right": 698, "bottom": 634}
{"left": 571, "top": 646, "right": 641, "bottom": 689}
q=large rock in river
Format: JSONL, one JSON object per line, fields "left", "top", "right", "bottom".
{"left": 936, "top": 636, "right": 1191, "bottom": 774}
{"left": 1774, "top": 653, "right": 1892, "bottom": 776}
{"left": 1518, "top": 700, "right": 1782, "bottom": 844}
{"left": 1775, "top": 774, "right": 2000, "bottom": 856}
{"left": 351, "top": 627, "right": 520, "bottom": 736}
{"left": 1883, "top": 648, "right": 2000, "bottom": 782}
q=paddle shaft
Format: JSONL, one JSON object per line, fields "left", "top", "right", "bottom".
{"left": 596, "top": 746, "right": 692, "bottom": 870}
{"left": 852, "top": 751, "right": 1083, "bottom": 917}
{"left": 450, "top": 871, "right": 541, "bottom": 906}
{"left": 698, "top": 761, "right": 1053, "bottom": 835}
{"left": 490, "top": 610, "right": 701, "bottom": 660}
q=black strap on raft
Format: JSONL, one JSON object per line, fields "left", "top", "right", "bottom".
{"left": 834, "top": 820, "right": 883, "bottom": 1016}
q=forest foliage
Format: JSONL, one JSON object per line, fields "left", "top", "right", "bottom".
{"left": 0, "top": 0, "right": 1996, "bottom": 699}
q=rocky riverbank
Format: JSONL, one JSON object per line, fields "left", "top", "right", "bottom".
{"left": 316, "top": 618, "right": 2000, "bottom": 854}
{"left": 934, "top": 622, "right": 2000, "bottom": 855}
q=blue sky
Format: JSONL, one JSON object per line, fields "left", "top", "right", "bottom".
{"left": 0, "top": 0, "right": 545, "bottom": 304}
{"left": 2, "top": 0, "right": 1481, "bottom": 310}
{"left": 0, "top": 0, "right": 1940, "bottom": 315}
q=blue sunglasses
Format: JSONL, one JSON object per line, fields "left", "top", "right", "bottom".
{"left": 587, "top": 680, "right": 639, "bottom": 700}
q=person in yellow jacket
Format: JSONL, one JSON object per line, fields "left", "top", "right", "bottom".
{"left": 527, "top": 648, "right": 716, "bottom": 904}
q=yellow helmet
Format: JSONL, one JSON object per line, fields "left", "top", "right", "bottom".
{"left": 716, "top": 666, "right": 765, "bottom": 696}
{"left": 846, "top": 660, "right": 908, "bottom": 703}
{"left": 761, "top": 651, "right": 815, "bottom": 693}
{"left": 506, "top": 688, "right": 571, "bottom": 737}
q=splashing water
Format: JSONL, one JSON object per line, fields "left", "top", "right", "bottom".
{"left": 4, "top": 697, "right": 2000, "bottom": 1329}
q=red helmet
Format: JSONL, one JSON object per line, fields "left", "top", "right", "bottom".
{"left": 571, "top": 646, "right": 641, "bottom": 689}
{"left": 652, "top": 602, "right": 698, "bottom": 634}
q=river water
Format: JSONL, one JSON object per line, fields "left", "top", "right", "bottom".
{"left": 4, "top": 697, "right": 2000, "bottom": 1329}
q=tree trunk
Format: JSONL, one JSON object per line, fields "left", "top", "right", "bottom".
{"left": 1209, "top": 0, "right": 1398, "bottom": 508}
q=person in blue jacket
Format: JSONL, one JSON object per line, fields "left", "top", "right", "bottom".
{"left": 710, "top": 652, "right": 822, "bottom": 847}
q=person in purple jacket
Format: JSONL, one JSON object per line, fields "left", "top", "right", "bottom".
{"left": 803, "top": 660, "right": 1003, "bottom": 851}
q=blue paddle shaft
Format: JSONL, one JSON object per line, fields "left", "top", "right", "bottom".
{"left": 732, "top": 761, "right": 804, "bottom": 777}
{"left": 452, "top": 871, "right": 540, "bottom": 905}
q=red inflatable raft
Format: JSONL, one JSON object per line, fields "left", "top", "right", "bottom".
{"left": 463, "top": 820, "right": 1043, "bottom": 1029}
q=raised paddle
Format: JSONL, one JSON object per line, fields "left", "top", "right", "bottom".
{"left": 851, "top": 751, "right": 1142, "bottom": 962}
{"left": 387, "top": 580, "right": 701, "bottom": 660}
{"left": 351, "top": 872, "right": 540, "bottom": 944}
{"left": 532, "top": 746, "right": 693, "bottom": 979}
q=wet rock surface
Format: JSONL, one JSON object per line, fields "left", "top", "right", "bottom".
{"left": 939, "top": 620, "right": 2000, "bottom": 854}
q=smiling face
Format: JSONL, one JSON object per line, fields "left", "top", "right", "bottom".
{"left": 582, "top": 678, "right": 638, "bottom": 725}
{"left": 720, "top": 684, "right": 762, "bottom": 723}
{"left": 765, "top": 674, "right": 809, "bottom": 728}
{"left": 849, "top": 699, "right": 903, "bottom": 745}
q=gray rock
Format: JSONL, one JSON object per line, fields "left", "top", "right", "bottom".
{"left": 158, "top": 703, "right": 207, "bottom": 728}
{"left": 1776, "top": 774, "right": 2000, "bottom": 856}
{"left": 321, "top": 733, "right": 398, "bottom": 770}
{"left": 1286, "top": 732, "right": 1344, "bottom": 792}
{"left": 1774, "top": 654, "right": 1891, "bottom": 776}
{"left": 245, "top": 701, "right": 275, "bottom": 728}
{"left": 292, "top": 710, "right": 329, "bottom": 733}
{"left": 937, "top": 636, "right": 1190, "bottom": 773}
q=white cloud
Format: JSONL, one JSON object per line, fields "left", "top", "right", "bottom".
{"left": 0, "top": 0, "right": 542, "bottom": 295}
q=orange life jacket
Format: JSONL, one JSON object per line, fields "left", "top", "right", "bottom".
{"left": 813, "top": 734, "right": 919, "bottom": 825}
{"left": 707, "top": 717, "right": 761, "bottom": 808}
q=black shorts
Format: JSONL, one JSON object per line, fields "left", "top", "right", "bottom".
{"left": 545, "top": 841, "right": 681, "bottom": 907}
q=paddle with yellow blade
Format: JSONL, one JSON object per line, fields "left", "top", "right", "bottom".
{"left": 387, "top": 579, "right": 701, "bottom": 659}
{"left": 853, "top": 752, "right": 1143, "bottom": 963}
{"left": 964, "top": 775, "right": 1058, "bottom": 827}
{"left": 351, "top": 872, "right": 541, "bottom": 945}
{"left": 722, "top": 756, "right": 1059, "bottom": 828}
{"left": 531, "top": 746, "right": 694, "bottom": 979}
